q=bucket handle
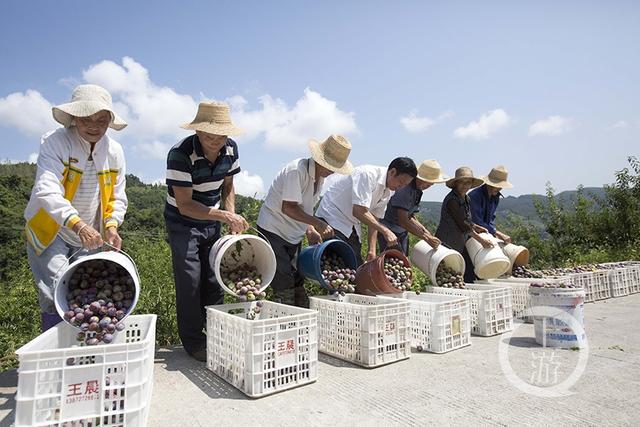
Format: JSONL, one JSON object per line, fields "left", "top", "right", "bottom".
{"left": 248, "top": 226, "right": 274, "bottom": 251}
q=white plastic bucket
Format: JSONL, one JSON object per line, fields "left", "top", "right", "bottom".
{"left": 529, "top": 286, "right": 586, "bottom": 348}
{"left": 54, "top": 250, "right": 140, "bottom": 325}
{"left": 209, "top": 234, "right": 276, "bottom": 296}
{"left": 465, "top": 233, "right": 510, "bottom": 279}
{"left": 501, "top": 243, "right": 530, "bottom": 271}
{"left": 410, "top": 241, "right": 465, "bottom": 285}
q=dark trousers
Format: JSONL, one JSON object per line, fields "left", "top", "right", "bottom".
{"left": 257, "top": 226, "right": 307, "bottom": 307}
{"left": 166, "top": 219, "right": 223, "bottom": 354}
{"left": 377, "top": 230, "right": 409, "bottom": 255}
{"left": 318, "top": 218, "right": 364, "bottom": 266}
{"left": 462, "top": 248, "right": 476, "bottom": 283}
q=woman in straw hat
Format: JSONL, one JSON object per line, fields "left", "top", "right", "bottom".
{"left": 435, "top": 166, "right": 494, "bottom": 283}
{"left": 256, "top": 134, "right": 353, "bottom": 307}
{"left": 469, "top": 165, "right": 514, "bottom": 244}
{"left": 165, "top": 101, "right": 249, "bottom": 362}
{"left": 24, "top": 84, "right": 129, "bottom": 332}
{"left": 378, "top": 160, "right": 447, "bottom": 255}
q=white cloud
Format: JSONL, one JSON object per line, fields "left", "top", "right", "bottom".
{"left": 229, "top": 88, "right": 358, "bottom": 150}
{"left": 400, "top": 110, "right": 454, "bottom": 133}
{"left": 28, "top": 152, "right": 39, "bottom": 163}
{"left": 453, "top": 109, "right": 510, "bottom": 140}
{"left": 606, "top": 120, "right": 627, "bottom": 130}
{"left": 0, "top": 90, "right": 53, "bottom": 137}
{"left": 528, "top": 115, "right": 574, "bottom": 136}
{"left": 82, "top": 57, "right": 196, "bottom": 142}
{"left": 131, "top": 140, "right": 173, "bottom": 160}
{"left": 233, "top": 170, "right": 265, "bottom": 198}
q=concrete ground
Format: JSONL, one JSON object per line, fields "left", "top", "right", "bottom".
{"left": 1, "top": 294, "right": 638, "bottom": 426}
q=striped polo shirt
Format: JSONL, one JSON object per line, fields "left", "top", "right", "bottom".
{"left": 164, "top": 134, "right": 240, "bottom": 226}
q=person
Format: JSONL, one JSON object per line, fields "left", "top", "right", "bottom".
{"left": 165, "top": 101, "right": 249, "bottom": 362}
{"left": 24, "top": 84, "right": 128, "bottom": 332}
{"left": 435, "top": 167, "right": 493, "bottom": 283}
{"left": 256, "top": 135, "right": 353, "bottom": 307}
{"left": 315, "top": 157, "right": 417, "bottom": 265}
{"left": 378, "top": 159, "right": 448, "bottom": 255}
{"left": 469, "top": 165, "right": 514, "bottom": 244}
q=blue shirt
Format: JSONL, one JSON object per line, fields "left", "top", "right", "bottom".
{"left": 380, "top": 179, "right": 422, "bottom": 234}
{"left": 468, "top": 184, "right": 500, "bottom": 235}
{"left": 164, "top": 134, "right": 240, "bottom": 226}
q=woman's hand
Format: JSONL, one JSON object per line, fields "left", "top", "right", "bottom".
{"left": 104, "top": 226, "right": 122, "bottom": 251}
{"left": 74, "top": 222, "right": 103, "bottom": 250}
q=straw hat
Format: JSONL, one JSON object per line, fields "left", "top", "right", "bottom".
{"left": 52, "top": 84, "right": 127, "bottom": 130}
{"left": 416, "top": 160, "right": 448, "bottom": 184}
{"left": 308, "top": 134, "right": 353, "bottom": 174}
{"left": 446, "top": 166, "right": 484, "bottom": 189}
{"left": 481, "top": 165, "right": 513, "bottom": 189}
{"left": 181, "top": 101, "right": 244, "bottom": 136}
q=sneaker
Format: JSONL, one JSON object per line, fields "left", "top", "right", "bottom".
{"left": 189, "top": 348, "right": 207, "bottom": 362}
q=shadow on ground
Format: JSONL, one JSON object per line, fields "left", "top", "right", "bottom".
{"left": 0, "top": 369, "right": 17, "bottom": 427}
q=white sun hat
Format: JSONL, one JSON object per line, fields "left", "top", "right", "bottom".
{"left": 308, "top": 134, "right": 353, "bottom": 174}
{"left": 52, "top": 84, "right": 127, "bottom": 130}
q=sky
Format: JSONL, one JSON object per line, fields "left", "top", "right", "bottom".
{"left": 1, "top": 0, "right": 639, "bottom": 202}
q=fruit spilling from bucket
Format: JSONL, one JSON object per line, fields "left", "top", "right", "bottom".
{"left": 512, "top": 265, "right": 543, "bottom": 278}
{"left": 63, "top": 259, "right": 132, "bottom": 345}
{"left": 434, "top": 263, "right": 465, "bottom": 288}
{"left": 384, "top": 256, "right": 413, "bottom": 290}
{"left": 222, "top": 264, "right": 266, "bottom": 301}
{"left": 321, "top": 251, "right": 357, "bottom": 295}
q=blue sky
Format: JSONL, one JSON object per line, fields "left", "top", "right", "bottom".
{"left": 1, "top": 0, "right": 638, "bottom": 201}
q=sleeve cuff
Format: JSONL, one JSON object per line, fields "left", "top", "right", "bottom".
{"left": 104, "top": 219, "right": 119, "bottom": 229}
{"left": 65, "top": 214, "right": 81, "bottom": 229}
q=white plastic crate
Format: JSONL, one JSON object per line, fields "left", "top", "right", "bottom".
{"left": 309, "top": 294, "right": 411, "bottom": 368}
{"left": 482, "top": 277, "right": 577, "bottom": 320}
{"left": 426, "top": 284, "right": 513, "bottom": 336}
{"left": 206, "top": 301, "right": 318, "bottom": 398}
{"left": 570, "top": 270, "right": 610, "bottom": 302}
{"left": 379, "top": 292, "right": 471, "bottom": 354}
{"left": 14, "top": 314, "right": 157, "bottom": 427}
{"left": 608, "top": 268, "right": 630, "bottom": 297}
{"left": 623, "top": 262, "right": 640, "bottom": 294}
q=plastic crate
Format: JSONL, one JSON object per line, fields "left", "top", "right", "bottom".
{"left": 309, "top": 294, "right": 411, "bottom": 368}
{"left": 623, "top": 262, "right": 640, "bottom": 294}
{"left": 608, "top": 268, "right": 630, "bottom": 297}
{"left": 206, "top": 301, "right": 318, "bottom": 398}
{"left": 479, "top": 277, "right": 573, "bottom": 323}
{"left": 426, "top": 284, "right": 513, "bottom": 336}
{"left": 569, "top": 270, "right": 611, "bottom": 302}
{"left": 14, "top": 314, "right": 157, "bottom": 427}
{"left": 379, "top": 292, "right": 471, "bottom": 354}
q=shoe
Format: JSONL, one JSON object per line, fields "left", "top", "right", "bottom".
{"left": 189, "top": 348, "right": 207, "bottom": 362}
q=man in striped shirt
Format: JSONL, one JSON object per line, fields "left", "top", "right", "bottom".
{"left": 164, "top": 102, "right": 249, "bottom": 362}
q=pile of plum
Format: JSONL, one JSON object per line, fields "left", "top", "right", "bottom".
{"left": 320, "top": 251, "right": 356, "bottom": 295}
{"left": 222, "top": 264, "right": 266, "bottom": 302}
{"left": 384, "top": 256, "right": 412, "bottom": 291}
{"left": 434, "top": 263, "right": 465, "bottom": 288}
{"left": 529, "top": 281, "right": 578, "bottom": 289}
{"left": 63, "top": 259, "right": 133, "bottom": 345}
{"left": 511, "top": 265, "right": 543, "bottom": 278}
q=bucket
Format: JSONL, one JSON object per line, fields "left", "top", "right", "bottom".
{"left": 529, "top": 285, "right": 586, "bottom": 348}
{"left": 501, "top": 243, "right": 530, "bottom": 271}
{"left": 410, "top": 241, "right": 465, "bottom": 286}
{"left": 297, "top": 239, "right": 358, "bottom": 291}
{"left": 210, "top": 233, "right": 276, "bottom": 297}
{"left": 355, "top": 249, "right": 411, "bottom": 295}
{"left": 465, "top": 233, "right": 510, "bottom": 279}
{"left": 54, "top": 250, "right": 140, "bottom": 326}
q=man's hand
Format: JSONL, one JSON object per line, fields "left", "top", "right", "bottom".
{"left": 473, "top": 224, "right": 488, "bottom": 234}
{"left": 74, "top": 222, "right": 103, "bottom": 250}
{"left": 381, "top": 228, "right": 398, "bottom": 247}
{"left": 306, "top": 227, "right": 322, "bottom": 245}
{"left": 225, "top": 212, "right": 249, "bottom": 234}
{"left": 314, "top": 220, "right": 334, "bottom": 240}
{"left": 104, "top": 226, "right": 122, "bottom": 251}
{"left": 366, "top": 251, "right": 376, "bottom": 261}
{"left": 478, "top": 236, "right": 494, "bottom": 249}
{"left": 424, "top": 234, "right": 441, "bottom": 249}
{"left": 496, "top": 231, "right": 512, "bottom": 244}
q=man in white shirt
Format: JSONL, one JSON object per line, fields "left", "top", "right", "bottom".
{"left": 257, "top": 135, "right": 353, "bottom": 306}
{"left": 315, "top": 157, "right": 417, "bottom": 265}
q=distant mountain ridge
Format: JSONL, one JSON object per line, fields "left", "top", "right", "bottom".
{"left": 419, "top": 187, "right": 606, "bottom": 228}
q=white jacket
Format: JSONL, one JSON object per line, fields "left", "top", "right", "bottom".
{"left": 24, "top": 128, "right": 127, "bottom": 255}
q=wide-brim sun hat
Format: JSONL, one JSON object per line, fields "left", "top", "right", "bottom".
{"left": 181, "top": 101, "right": 244, "bottom": 136}
{"left": 308, "top": 134, "right": 353, "bottom": 174}
{"left": 446, "top": 166, "right": 484, "bottom": 189}
{"left": 481, "top": 165, "right": 513, "bottom": 189}
{"left": 416, "top": 159, "right": 449, "bottom": 184}
{"left": 52, "top": 84, "right": 127, "bottom": 131}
